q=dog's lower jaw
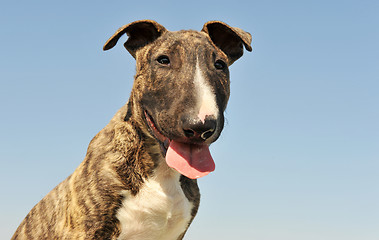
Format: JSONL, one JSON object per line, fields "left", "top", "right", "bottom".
{"left": 144, "top": 110, "right": 170, "bottom": 157}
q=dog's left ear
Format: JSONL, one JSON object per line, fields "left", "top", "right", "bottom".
{"left": 202, "top": 21, "right": 252, "bottom": 65}
{"left": 103, "top": 20, "right": 167, "bottom": 58}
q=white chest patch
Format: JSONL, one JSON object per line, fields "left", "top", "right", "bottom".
{"left": 116, "top": 164, "right": 193, "bottom": 240}
{"left": 194, "top": 60, "right": 219, "bottom": 123}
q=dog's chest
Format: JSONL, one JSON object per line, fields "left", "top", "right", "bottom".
{"left": 116, "top": 167, "right": 193, "bottom": 240}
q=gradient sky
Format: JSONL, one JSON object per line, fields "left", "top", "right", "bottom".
{"left": 1, "top": 0, "right": 378, "bottom": 239}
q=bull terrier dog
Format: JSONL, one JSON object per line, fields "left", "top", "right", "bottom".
{"left": 12, "top": 20, "right": 252, "bottom": 240}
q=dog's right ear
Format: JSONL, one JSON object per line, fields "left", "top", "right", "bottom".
{"left": 103, "top": 20, "right": 167, "bottom": 58}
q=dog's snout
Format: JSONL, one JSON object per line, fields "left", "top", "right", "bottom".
{"left": 182, "top": 118, "right": 217, "bottom": 141}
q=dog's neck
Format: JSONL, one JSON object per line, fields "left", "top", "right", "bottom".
{"left": 83, "top": 102, "right": 160, "bottom": 195}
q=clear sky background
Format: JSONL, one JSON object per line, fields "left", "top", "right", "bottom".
{"left": 1, "top": 0, "right": 378, "bottom": 239}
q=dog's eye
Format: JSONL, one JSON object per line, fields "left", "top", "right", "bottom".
{"left": 157, "top": 55, "right": 170, "bottom": 65}
{"left": 214, "top": 60, "right": 226, "bottom": 70}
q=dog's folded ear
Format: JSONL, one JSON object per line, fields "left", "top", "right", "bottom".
{"left": 103, "top": 20, "right": 167, "bottom": 58}
{"left": 202, "top": 21, "right": 252, "bottom": 65}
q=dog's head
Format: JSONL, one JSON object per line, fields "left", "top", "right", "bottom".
{"left": 104, "top": 20, "right": 252, "bottom": 179}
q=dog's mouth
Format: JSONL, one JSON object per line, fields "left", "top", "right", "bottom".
{"left": 144, "top": 111, "right": 170, "bottom": 154}
{"left": 144, "top": 110, "right": 215, "bottom": 179}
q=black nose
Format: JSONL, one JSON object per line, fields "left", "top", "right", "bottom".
{"left": 182, "top": 118, "right": 217, "bottom": 141}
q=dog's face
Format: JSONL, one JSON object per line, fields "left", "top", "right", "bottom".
{"left": 136, "top": 30, "right": 230, "bottom": 145}
{"left": 104, "top": 20, "right": 252, "bottom": 178}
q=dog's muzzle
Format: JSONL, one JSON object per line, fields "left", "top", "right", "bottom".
{"left": 143, "top": 110, "right": 216, "bottom": 179}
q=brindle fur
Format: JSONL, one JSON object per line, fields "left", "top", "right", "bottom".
{"left": 12, "top": 20, "right": 251, "bottom": 239}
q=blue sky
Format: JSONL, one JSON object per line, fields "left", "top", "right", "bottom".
{"left": 1, "top": 0, "right": 378, "bottom": 239}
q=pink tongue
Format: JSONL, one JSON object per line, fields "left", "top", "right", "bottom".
{"left": 165, "top": 141, "right": 215, "bottom": 179}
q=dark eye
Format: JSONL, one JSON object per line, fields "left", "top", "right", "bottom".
{"left": 214, "top": 60, "right": 226, "bottom": 70}
{"left": 157, "top": 55, "right": 170, "bottom": 65}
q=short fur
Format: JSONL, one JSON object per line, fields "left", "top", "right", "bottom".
{"left": 12, "top": 20, "right": 251, "bottom": 240}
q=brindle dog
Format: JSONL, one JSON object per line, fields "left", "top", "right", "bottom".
{"left": 12, "top": 20, "right": 252, "bottom": 240}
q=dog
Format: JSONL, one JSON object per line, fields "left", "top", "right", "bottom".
{"left": 12, "top": 20, "right": 252, "bottom": 240}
